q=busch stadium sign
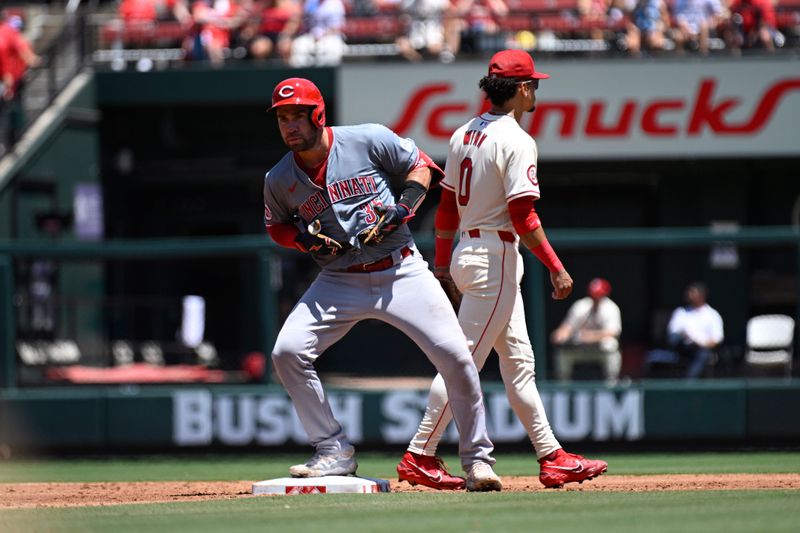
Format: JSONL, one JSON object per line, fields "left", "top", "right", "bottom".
{"left": 173, "top": 389, "right": 643, "bottom": 447}
{"left": 339, "top": 58, "right": 800, "bottom": 160}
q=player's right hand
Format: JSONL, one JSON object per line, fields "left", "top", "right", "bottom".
{"left": 294, "top": 232, "right": 342, "bottom": 255}
{"left": 550, "top": 270, "right": 573, "bottom": 300}
{"left": 434, "top": 267, "right": 462, "bottom": 312}
{"left": 360, "top": 204, "right": 411, "bottom": 244}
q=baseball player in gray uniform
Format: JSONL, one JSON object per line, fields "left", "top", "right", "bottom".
{"left": 262, "top": 77, "right": 501, "bottom": 491}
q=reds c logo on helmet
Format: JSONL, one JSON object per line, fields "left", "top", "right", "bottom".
{"left": 269, "top": 77, "right": 326, "bottom": 129}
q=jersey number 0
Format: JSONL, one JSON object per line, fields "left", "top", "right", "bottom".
{"left": 457, "top": 158, "right": 473, "bottom": 206}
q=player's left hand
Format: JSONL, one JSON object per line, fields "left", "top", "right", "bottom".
{"left": 360, "top": 204, "right": 410, "bottom": 244}
{"left": 550, "top": 269, "right": 573, "bottom": 300}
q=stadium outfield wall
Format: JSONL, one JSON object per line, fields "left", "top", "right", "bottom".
{"left": 1, "top": 381, "right": 799, "bottom": 451}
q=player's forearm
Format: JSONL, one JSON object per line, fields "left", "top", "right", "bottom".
{"left": 507, "top": 196, "right": 564, "bottom": 273}
{"left": 266, "top": 222, "right": 300, "bottom": 249}
{"left": 518, "top": 225, "right": 546, "bottom": 249}
{"left": 394, "top": 166, "right": 429, "bottom": 219}
{"left": 405, "top": 165, "right": 431, "bottom": 190}
{"left": 520, "top": 226, "right": 565, "bottom": 273}
{"left": 434, "top": 188, "right": 459, "bottom": 268}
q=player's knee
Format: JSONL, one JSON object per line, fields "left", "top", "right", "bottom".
{"left": 271, "top": 337, "right": 309, "bottom": 369}
{"left": 437, "top": 343, "right": 479, "bottom": 379}
{"left": 270, "top": 348, "right": 293, "bottom": 372}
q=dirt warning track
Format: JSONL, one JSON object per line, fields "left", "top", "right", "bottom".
{"left": 1, "top": 474, "right": 799, "bottom": 509}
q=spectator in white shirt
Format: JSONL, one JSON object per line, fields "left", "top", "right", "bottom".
{"left": 289, "top": 0, "right": 346, "bottom": 67}
{"left": 672, "top": 0, "right": 724, "bottom": 55}
{"left": 551, "top": 278, "right": 622, "bottom": 384}
{"left": 663, "top": 281, "right": 724, "bottom": 378}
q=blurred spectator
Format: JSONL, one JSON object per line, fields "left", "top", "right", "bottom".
{"left": 244, "top": 0, "right": 301, "bottom": 62}
{"left": 578, "top": 0, "right": 613, "bottom": 42}
{"left": 626, "top": 0, "right": 669, "bottom": 54}
{"left": 386, "top": 0, "right": 449, "bottom": 62}
{"left": 0, "top": 10, "right": 40, "bottom": 155}
{"left": 644, "top": 282, "right": 724, "bottom": 379}
{"left": 444, "top": 0, "right": 509, "bottom": 57}
{"left": 120, "top": 0, "right": 182, "bottom": 23}
{"left": 109, "top": 0, "right": 191, "bottom": 57}
{"left": 551, "top": 278, "right": 622, "bottom": 384}
{"left": 289, "top": 0, "right": 346, "bottom": 67}
{"left": 184, "top": 0, "right": 253, "bottom": 65}
{"left": 608, "top": 0, "right": 637, "bottom": 26}
{"left": 671, "top": 0, "right": 725, "bottom": 55}
{"left": 724, "top": 0, "right": 780, "bottom": 52}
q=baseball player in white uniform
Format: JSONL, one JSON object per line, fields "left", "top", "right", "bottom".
{"left": 263, "top": 77, "right": 501, "bottom": 491}
{"left": 396, "top": 50, "right": 608, "bottom": 490}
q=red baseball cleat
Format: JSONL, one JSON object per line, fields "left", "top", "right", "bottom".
{"left": 539, "top": 449, "right": 608, "bottom": 488}
{"left": 397, "top": 451, "right": 466, "bottom": 490}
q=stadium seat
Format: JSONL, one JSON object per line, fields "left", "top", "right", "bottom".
{"left": 745, "top": 314, "right": 795, "bottom": 377}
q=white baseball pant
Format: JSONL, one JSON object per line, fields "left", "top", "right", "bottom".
{"left": 408, "top": 230, "right": 561, "bottom": 459}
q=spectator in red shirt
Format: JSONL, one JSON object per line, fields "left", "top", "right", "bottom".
{"left": 246, "top": 0, "right": 301, "bottom": 62}
{"left": 184, "top": 0, "right": 253, "bottom": 65}
{"left": 119, "top": 0, "right": 161, "bottom": 22}
{"left": 1, "top": 16, "right": 40, "bottom": 93}
{"left": 0, "top": 11, "right": 40, "bottom": 153}
{"left": 725, "top": 0, "right": 779, "bottom": 51}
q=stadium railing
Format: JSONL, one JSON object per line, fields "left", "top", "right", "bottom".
{"left": 1, "top": 226, "right": 798, "bottom": 390}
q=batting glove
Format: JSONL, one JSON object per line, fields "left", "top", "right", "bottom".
{"left": 362, "top": 204, "right": 411, "bottom": 244}
{"left": 294, "top": 232, "right": 342, "bottom": 255}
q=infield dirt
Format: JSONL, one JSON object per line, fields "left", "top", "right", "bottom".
{"left": 1, "top": 474, "right": 799, "bottom": 509}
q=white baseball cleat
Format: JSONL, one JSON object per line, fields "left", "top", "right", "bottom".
{"left": 289, "top": 447, "right": 358, "bottom": 478}
{"left": 465, "top": 461, "right": 502, "bottom": 492}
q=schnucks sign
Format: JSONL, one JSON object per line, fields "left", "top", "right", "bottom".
{"left": 339, "top": 58, "right": 800, "bottom": 160}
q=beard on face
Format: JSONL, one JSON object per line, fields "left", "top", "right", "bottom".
{"left": 285, "top": 134, "right": 314, "bottom": 152}
{"left": 284, "top": 126, "right": 321, "bottom": 152}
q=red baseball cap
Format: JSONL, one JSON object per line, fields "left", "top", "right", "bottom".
{"left": 588, "top": 278, "right": 611, "bottom": 298}
{"left": 488, "top": 49, "right": 550, "bottom": 80}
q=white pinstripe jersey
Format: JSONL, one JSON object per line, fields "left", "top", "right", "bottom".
{"left": 441, "top": 112, "right": 540, "bottom": 233}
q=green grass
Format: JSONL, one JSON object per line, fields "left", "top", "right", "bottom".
{"left": 1, "top": 451, "right": 799, "bottom": 483}
{"left": 1, "top": 452, "right": 799, "bottom": 533}
{"left": 1, "top": 490, "right": 799, "bottom": 533}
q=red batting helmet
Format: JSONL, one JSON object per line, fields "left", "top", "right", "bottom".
{"left": 269, "top": 78, "right": 326, "bottom": 128}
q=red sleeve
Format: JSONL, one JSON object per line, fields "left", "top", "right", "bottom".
{"left": 435, "top": 188, "right": 459, "bottom": 231}
{"left": 761, "top": 0, "right": 776, "bottom": 27}
{"left": 508, "top": 197, "right": 563, "bottom": 272}
{"left": 414, "top": 150, "right": 445, "bottom": 187}
{"left": 530, "top": 239, "right": 563, "bottom": 273}
{"left": 433, "top": 188, "right": 460, "bottom": 268}
{"left": 507, "top": 196, "right": 541, "bottom": 236}
{"left": 266, "top": 222, "right": 300, "bottom": 249}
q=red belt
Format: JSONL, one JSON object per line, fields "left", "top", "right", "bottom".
{"left": 346, "top": 246, "right": 412, "bottom": 273}
{"left": 466, "top": 229, "right": 516, "bottom": 243}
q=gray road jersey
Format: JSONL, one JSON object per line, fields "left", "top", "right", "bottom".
{"left": 263, "top": 124, "right": 419, "bottom": 269}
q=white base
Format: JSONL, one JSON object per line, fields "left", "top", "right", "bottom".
{"left": 253, "top": 476, "right": 384, "bottom": 495}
